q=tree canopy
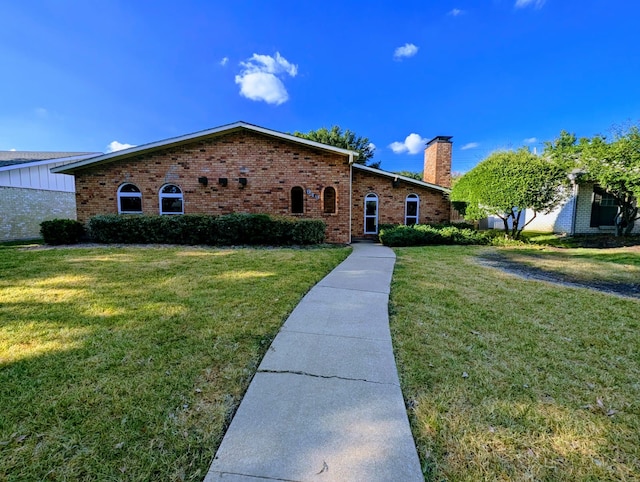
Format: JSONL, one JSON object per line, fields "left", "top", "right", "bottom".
{"left": 545, "top": 127, "right": 640, "bottom": 235}
{"left": 450, "top": 148, "right": 567, "bottom": 238}
{"left": 394, "top": 170, "right": 423, "bottom": 180}
{"left": 293, "top": 125, "right": 379, "bottom": 167}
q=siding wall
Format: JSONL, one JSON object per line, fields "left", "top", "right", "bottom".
{"left": 0, "top": 186, "right": 76, "bottom": 241}
{"left": 0, "top": 160, "right": 76, "bottom": 191}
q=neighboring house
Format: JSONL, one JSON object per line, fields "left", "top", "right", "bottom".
{"left": 0, "top": 151, "right": 100, "bottom": 241}
{"left": 52, "top": 122, "right": 453, "bottom": 244}
{"left": 482, "top": 179, "right": 640, "bottom": 235}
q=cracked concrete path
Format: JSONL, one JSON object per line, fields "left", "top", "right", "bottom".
{"left": 204, "top": 242, "right": 423, "bottom": 482}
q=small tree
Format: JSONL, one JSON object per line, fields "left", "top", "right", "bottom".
{"left": 545, "top": 127, "right": 640, "bottom": 235}
{"left": 293, "top": 125, "right": 378, "bottom": 167}
{"left": 451, "top": 148, "right": 567, "bottom": 239}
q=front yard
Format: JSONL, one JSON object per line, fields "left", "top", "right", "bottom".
{"left": 2, "top": 240, "right": 638, "bottom": 481}
{"left": 0, "top": 245, "right": 349, "bottom": 481}
{"left": 390, "top": 245, "right": 640, "bottom": 481}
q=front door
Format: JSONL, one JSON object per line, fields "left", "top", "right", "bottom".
{"left": 364, "top": 193, "right": 378, "bottom": 234}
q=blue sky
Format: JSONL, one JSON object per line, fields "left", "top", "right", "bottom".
{"left": 1, "top": 1, "right": 639, "bottom": 174}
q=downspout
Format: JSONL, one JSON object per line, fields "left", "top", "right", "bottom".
{"left": 348, "top": 153, "right": 354, "bottom": 244}
{"left": 568, "top": 172, "right": 579, "bottom": 236}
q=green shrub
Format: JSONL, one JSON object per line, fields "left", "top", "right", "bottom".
{"left": 379, "top": 224, "right": 489, "bottom": 247}
{"left": 291, "top": 218, "right": 326, "bottom": 244}
{"left": 378, "top": 225, "right": 435, "bottom": 247}
{"left": 87, "top": 214, "right": 326, "bottom": 246}
{"left": 40, "top": 219, "right": 85, "bottom": 245}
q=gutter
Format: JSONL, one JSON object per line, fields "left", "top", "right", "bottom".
{"left": 349, "top": 154, "right": 353, "bottom": 243}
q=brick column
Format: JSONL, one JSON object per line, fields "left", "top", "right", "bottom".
{"left": 423, "top": 136, "right": 452, "bottom": 188}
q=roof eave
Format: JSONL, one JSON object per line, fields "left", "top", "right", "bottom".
{"left": 52, "top": 122, "right": 359, "bottom": 174}
{"left": 1, "top": 153, "right": 101, "bottom": 173}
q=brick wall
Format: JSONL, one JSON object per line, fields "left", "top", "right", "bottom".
{"left": 0, "top": 186, "right": 76, "bottom": 241}
{"left": 73, "top": 131, "right": 352, "bottom": 243}
{"left": 351, "top": 170, "right": 451, "bottom": 238}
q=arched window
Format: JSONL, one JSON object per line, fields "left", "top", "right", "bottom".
{"left": 405, "top": 194, "right": 419, "bottom": 225}
{"left": 364, "top": 193, "right": 378, "bottom": 234}
{"left": 117, "top": 183, "right": 142, "bottom": 213}
{"left": 291, "top": 186, "right": 304, "bottom": 214}
{"left": 159, "top": 184, "right": 183, "bottom": 215}
{"left": 323, "top": 186, "right": 336, "bottom": 214}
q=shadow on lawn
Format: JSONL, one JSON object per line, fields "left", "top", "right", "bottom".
{"left": 477, "top": 251, "right": 640, "bottom": 299}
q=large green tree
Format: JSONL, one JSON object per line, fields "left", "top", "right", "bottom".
{"left": 293, "top": 125, "right": 379, "bottom": 167}
{"left": 451, "top": 148, "right": 567, "bottom": 239}
{"left": 545, "top": 127, "right": 640, "bottom": 235}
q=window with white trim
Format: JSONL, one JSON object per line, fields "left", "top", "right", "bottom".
{"left": 159, "top": 184, "right": 183, "bottom": 215}
{"left": 118, "top": 183, "right": 142, "bottom": 213}
{"left": 364, "top": 193, "right": 378, "bottom": 234}
{"left": 405, "top": 194, "right": 419, "bottom": 225}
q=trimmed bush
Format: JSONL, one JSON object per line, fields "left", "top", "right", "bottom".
{"left": 40, "top": 219, "right": 85, "bottom": 245}
{"left": 379, "top": 224, "right": 490, "bottom": 247}
{"left": 291, "top": 218, "right": 326, "bottom": 245}
{"left": 87, "top": 214, "right": 326, "bottom": 246}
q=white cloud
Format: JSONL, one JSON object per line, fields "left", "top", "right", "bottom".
{"left": 515, "top": 0, "right": 546, "bottom": 9}
{"left": 461, "top": 142, "right": 480, "bottom": 150}
{"left": 524, "top": 137, "right": 538, "bottom": 144}
{"left": 35, "top": 107, "right": 48, "bottom": 118}
{"left": 393, "top": 43, "right": 419, "bottom": 61}
{"left": 235, "top": 52, "right": 298, "bottom": 105}
{"left": 449, "top": 8, "right": 464, "bottom": 16}
{"left": 368, "top": 142, "right": 376, "bottom": 151}
{"left": 107, "top": 141, "right": 135, "bottom": 153}
{"left": 9, "top": 148, "right": 16, "bottom": 151}
{"left": 389, "top": 133, "right": 428, "bottom": 155}
{"left": 220, "top": 57, "right": 229, "bottom": 66}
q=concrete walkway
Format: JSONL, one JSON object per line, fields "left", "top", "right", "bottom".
{"left": 204, "top": 242, "right": 423, "bottom": 481}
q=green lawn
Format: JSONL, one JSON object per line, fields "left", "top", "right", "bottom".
{"left": 390, "top": 245, "right": 640, "bottom": 481}
{"left": 0, "top": 245, "right": 349, "bottom": 481}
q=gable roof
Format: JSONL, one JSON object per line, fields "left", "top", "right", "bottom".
{"left": 0, "top": 151, "right": 99, "bottom": 168}
{"left": 52, "top": 121, "right": 359, "bottom": 174}
{"left": 352, "top": 163, "right": 451, "bottom": 194}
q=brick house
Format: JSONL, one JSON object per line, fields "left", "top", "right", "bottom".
{"left": 53, "top": 122, "right": 453, "bottom": 243}
{"left": 0, "top": 151, "right": 99, "bottom": 241}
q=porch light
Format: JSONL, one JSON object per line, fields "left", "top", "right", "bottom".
{"left": 239, "top": 177, "right": 247, "bottom": 187}
{"left": 218, "top": 178, "right": 228, "bottom": 187}
{"left": 198, "top": 176, "right": 208, "bottom": 186}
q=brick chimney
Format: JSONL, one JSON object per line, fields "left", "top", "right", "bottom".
{"left": 423, "top": 136, "right": 453, "bottom": 188}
